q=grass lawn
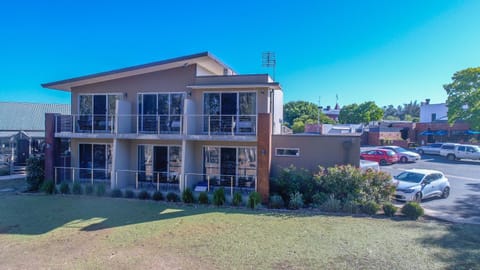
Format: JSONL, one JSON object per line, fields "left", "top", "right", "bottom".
{"left": 1, "top": 194, "right": 479, "bottom": 270}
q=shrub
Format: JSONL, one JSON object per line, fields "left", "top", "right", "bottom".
{"left": 182, "top": 188, "right": 195, "bottom": 203}
{"left": 26, "top": 156, "right": 45, "bottom": 191}
{"left": 361, "top": 201, "right": 380, "bottom": 215}
{"left": 138, "top": 190, "right": 150, "bottom": 200}
{"left": 59, "top": 182, "right": 70, "bottom": 194}
{"left": 84, "top": 184, "right": 93, "bottom": 195}
{"left": 110, "top": 188, "right": 123, "bottom": 198}
{"left": 312, "top": 192, "right": 328, "bottom": 207}
{"left": 270, "top": 165, "right": 316, "bottom": 204}
{"left": 41, "top": 180, "right": 56, "bottom": 195}
{"left": 288, "top": 192, "right": 304, "bottom": 209}
{"left": 268, "top": 195, "right": 284, "bottom": 209}
{"left": 383, "top": 202, "right": 398, "bottom": 217}
{"left": 124, "top": 189, "right": 135, "bottom": 198}
{"left": 319, "top": 195, "right": 342, "bottom": 212}
{"left": 248, "top": 192, "right": 262, "bottom": 209}
{"left": 166, "top": 192, "right": 180, "bottom": 202}
{"left": 342, "top": 199, "right": 359, "bottom": 214}
{"left": 213, "top": 188, "right": 226, "bottom": 206}
{"left": 95, "top": 184, "right": 106, "bottom": 197}
{"left": 72, "top": 182, "right": 82, "bottom": 195}
{"left": 152, "top": 191, "right": 164, "bottom": 201}
{"left": 198, "top": 192, "right": 209, "bottom": 204}
{"left": 401, "top": 202, "right": 424, "bottom": 220}
{"left": 232, "top": 192, "right": 243, "bottom": 206}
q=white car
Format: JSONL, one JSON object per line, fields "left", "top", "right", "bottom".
{"left": 359, "top": 159, "right": 380, "bottom": 172}
{"left": 393, "top": 169, "right": 450, "bottom": 202}
{"left": 381, "top": 146, "right": 421, "bottom": 163}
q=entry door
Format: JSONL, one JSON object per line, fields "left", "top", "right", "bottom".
{"left": 220, "top": 148, "right": 236, "bottom": 185}
{"left": 16, "top": 139, "right": 29, "bottom": 165}
{"left": 153, "top": 146, "right": 168, "bottom": 181}
{"left": 221, "top": 93, "right": 237, "bottom": 133}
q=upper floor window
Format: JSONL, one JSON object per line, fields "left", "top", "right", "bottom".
{"left": 137, "top": 92, "right": 185, "bottom": 134}
{"left": 431, "top": 113, "right": 436, "bottom": 122}
{"left": 77, "top": 93, "right": 122, "bottom": 132}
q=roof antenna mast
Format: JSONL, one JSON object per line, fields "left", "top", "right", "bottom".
{"left": 262, "top": 51, "right": 276, "bottom": 81}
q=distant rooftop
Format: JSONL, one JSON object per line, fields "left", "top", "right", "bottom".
{"left": 0, "top": 102, "right": 70, "bottom": 131}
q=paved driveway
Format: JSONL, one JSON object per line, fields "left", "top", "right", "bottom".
{"left": 380, "top": 154, "right": 480, "bottom": 223}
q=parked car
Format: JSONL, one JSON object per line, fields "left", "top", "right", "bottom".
{"left": 380, "top": 145, "right": 421, "bottom": 163}
{"left": 393, "top": 169, "right": 450, "bottom": 202}
{"left": 440, "top": 143, "right": 480, "bottom": 161}
{"left": 360, "top": 149, "right": 398, "bottom": 165}
{"left": 439, "top": 143, "right": 459, "bottom": 158}
{"left": 359, "top": 159, "right": 380, "bottom": 172}
{"left": 416, "top": 143, "right": 444, "bottom": 155}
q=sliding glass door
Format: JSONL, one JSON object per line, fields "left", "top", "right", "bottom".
{"left": 138, "top": 145, "right": 182, "bottom": 183}
{"left": 79, "top": 143, "right": 111, "bottom": 180}
{"left": 138, "top": 93, "right": 184, "bottom": 134}
{"left": 78, "top": 94, "right": 121, "bottom": 132}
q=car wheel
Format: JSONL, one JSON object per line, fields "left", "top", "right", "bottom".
{"left": 414, "top": 192, "right": 422, "bottom": 203}
{"left": 379, "top": 159, "right": 387, "bottom": 166}
{"left": 441, "top": 187, "right": 450, "bottom": 199}
{"left": 400, "top": 156, "right": 408, "bottom": 163}
{"left": 418, "top": 150, "right": 424, "bottom": 155}
{"left": 447, "top": 154, "right": 456, "bottom": 161}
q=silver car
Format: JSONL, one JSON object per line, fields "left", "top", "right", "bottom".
{"left": 416, "top": 143, "right": 443, "bottom": 155}
{"left": 393, "top": 169, "right": 450, "bottom": 202}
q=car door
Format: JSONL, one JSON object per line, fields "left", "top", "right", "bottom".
{"left": 421, "top": 174, "right": 437, "bottom": 199}
{"left": 465, "top": 146, "right": 480, "bottom": 160}
{"left": 456, "top": 145, "right": 466, "bottom": 159}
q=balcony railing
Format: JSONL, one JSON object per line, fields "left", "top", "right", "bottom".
{"left": 115, "top": 169, "right": 179, "bottom": 191}
{"left": 55, "top": 114, "right": 256, "bottom": 136}
{"left": 184, "top": 173, "right": 257, "bottom": 196}
{"left": 54, "top": 166, "right": 111, "bottom": 185}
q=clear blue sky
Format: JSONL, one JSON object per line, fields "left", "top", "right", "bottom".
{"left": 1, "top": 0, "right": 479, "bottom": 108}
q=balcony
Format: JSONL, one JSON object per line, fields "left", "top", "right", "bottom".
{"left": 55, "top": 114, "right": 257, "bottom": 139}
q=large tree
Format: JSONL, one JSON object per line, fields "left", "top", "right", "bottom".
{"left": 383, "top": 101, "right": 420, "bottom": 122}
{"left": 284, "top": 101, "right": 335, "bottom": 132}
{"left": 338, "top": 101, "right": 383, "bottom": 124}
{"left": 444, "top": 67, "right": 480, "bottom": 130}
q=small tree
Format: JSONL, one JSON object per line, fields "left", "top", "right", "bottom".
{"left": 26, "top": 156, "right": 45, "bottom": 191}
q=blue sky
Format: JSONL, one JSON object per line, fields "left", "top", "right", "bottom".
{"left": 1, "top": 0, "right": 479, "bottom": 108}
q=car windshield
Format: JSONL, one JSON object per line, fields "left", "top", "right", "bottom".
{"left": 395, "top": 171, "right": 424, "bottom": 183}
{"left": 471, "top": 146, "right": 480, "bottom": 152}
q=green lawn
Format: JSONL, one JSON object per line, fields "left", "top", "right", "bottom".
{"left": 1, "top": 194, "right": 479, "bottom": 270}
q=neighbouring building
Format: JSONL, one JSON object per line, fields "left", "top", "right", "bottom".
{"left": 42, "top": 52, "right": 360, "bottom": 200}
{"left": 0, "top": 102, "right": 70, "bottom": 166}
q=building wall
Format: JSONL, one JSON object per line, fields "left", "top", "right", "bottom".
{"left": 271, "top": 134, "right": 360, "bottom": 176}
{"left": 420, "top": 103, "right": 448, "bottom": 123}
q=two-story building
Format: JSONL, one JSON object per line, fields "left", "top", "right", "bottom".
{"left": 42, "top": 52, "right": 360, "bottom": 200}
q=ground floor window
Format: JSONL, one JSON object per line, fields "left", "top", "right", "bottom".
{"left": 203, "top": 146, "right": 256, "bottom": 188}
{"left": 137, "top": 145, "right": 181, "bottom": 183}
{"left": 79, "top": 143, "right": 111, "bottom": 179}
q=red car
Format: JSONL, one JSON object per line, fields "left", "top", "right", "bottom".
{"left": 360, "top": 149, "right": 398, "bottom": 165}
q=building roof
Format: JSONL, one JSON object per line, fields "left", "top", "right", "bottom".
{"left": 0, "top": 102, "right": 70, "bottom": 131}
{"left": 42, "top": 52, "right": 235, "bottom": 91}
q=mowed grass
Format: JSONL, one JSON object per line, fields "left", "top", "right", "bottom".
{"left": 1, "top": 195, "right": 479, "bottom": 270}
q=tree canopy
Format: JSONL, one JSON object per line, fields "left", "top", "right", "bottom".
{"left": 382, "top": 101, "right": 420, "bottom": 122}
{"left": 444, "top": 67, "right": 480, "bottom": 130}
{"left": 284, "top": 101, "right": 335, "bottom": 133}
{"left": 338, "top": 101, "right": 383, "bottom": 124}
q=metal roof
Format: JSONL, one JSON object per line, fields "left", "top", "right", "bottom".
{"left": 0, "top": 102, "right": 70, "bottom": 131}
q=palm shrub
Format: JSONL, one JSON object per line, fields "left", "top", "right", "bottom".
{"left": 41, "top": 180, "right": 56, "bottom": 195}
{"left": 342, "top": 198, "right": 359, "bottom": 214}
{"left": 26, "top": 156, "right": 45, "bottom": 191}
{"left": 383, "top": 202, "right": 397, "bottom": 217}
{"left": 213, "top": 188, "right": 226, "bottom": 206}
{"left": 288, "top": 192, "right": 304, "bottom": 209}
{"left": 95, "top": 183, "right": 106, "bottom": 196}
{"left": 110, "top": 188, "right": 123, "bottom": 198}
{"left": 248, "top": 191, "right": 262, "bottom": 209}
{"left": 232, "top": 192, "right": 243, "bottom": 206}
{"left": 198, "top": 192, "right": 209, "bottom": 204}
{"left": 401, "top": 202, "right": 424, "bottom": 220}
{"left": 138, "top": 190, "right": 150, "bottom": 200}
{"left": 319, "top": 194, "right": 342, "bottom": 212}
{"left": 85, "top": 184, "right": 94, "bottom": 195}
{"left": 72, "top": 182, "right": 82, "bottom": 195}
{"left": 152, "top": 191, "right": 164, "bottom": 201}
{"left": 59, "top": 182, "right": 70, "bottom": 194}
{"left": 268, "top": 195, "right": 284, "bottom": 209}
{"left": 166, "top": 192, "right": 180, "bottom": 202}
{"left": 124, "top": 189, "right": 135, "bottom": 198}
{"left": 182, "top": 188, "right": 195, "bottom": 203}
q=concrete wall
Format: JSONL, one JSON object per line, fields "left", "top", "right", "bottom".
{"left": 420, "top": 103, "right": 448, "bottom": 123}
{"left": 271, "top": 134, "right": 360, "bottom": 176}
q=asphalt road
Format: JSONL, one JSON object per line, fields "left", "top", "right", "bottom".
{"left": 380, "top": 154, "right": 480, "bottom": 220}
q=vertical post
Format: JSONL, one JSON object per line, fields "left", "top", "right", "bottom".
{"left": 54, "top": 167, "right": 57, "bottom": 185}
{"left": 115, "top": 171, "right": 118, "bottom": 188}
{"left": 91, "top": 168, "right": 93, "bottom": 185}
{"left": 207, "top": 175, "right": 210, "bottom": 192}
{"left": 157, "top": 115, "right": 160, "bottom": 135}
{"left": 231, "top": 115, "right": 234, "bottom": 135}
{"left": 72, "top": 167, "right": 75, "bottom": 184}
{"left": 156, "top": 172, "right": 159, "bottom": 191}
{"left": 230, "top": 176, "right": 233, "bottom": 197}
{"left": 135, "top": 172, "right": 138, "bottom": 190}
{"left": 208, "top": 115, "right": 211, "bottom": 135}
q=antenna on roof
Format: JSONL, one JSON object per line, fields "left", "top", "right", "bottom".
{"left": 262, "top": 51, "right": 276, "bottom": 81}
